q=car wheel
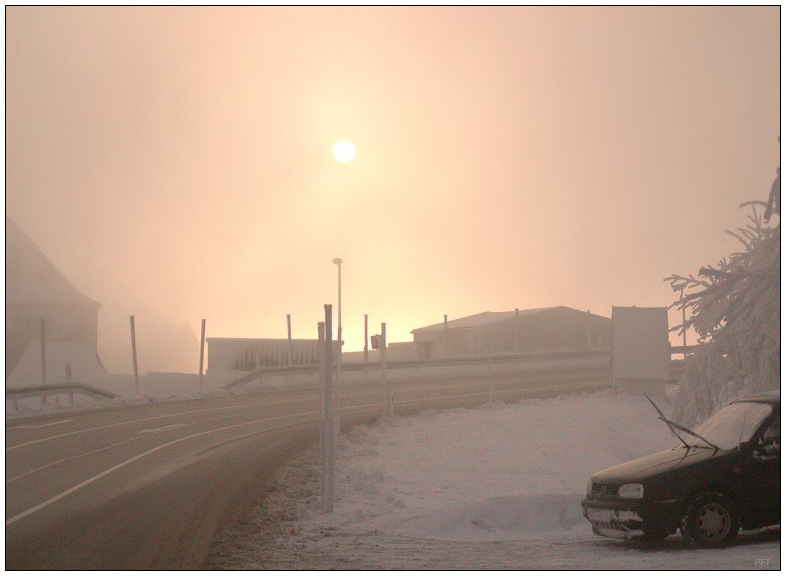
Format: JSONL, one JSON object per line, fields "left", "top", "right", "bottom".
{"left": 681, "top": 491, "right": 740, "bottom": 549}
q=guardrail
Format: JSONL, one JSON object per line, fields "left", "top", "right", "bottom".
{"left": 221, "top": 348, "right": 614, "bottom": 390}
{"left": 6, "top": 383, "right": 117, "bottom": 410}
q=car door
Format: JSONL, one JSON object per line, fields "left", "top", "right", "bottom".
{"left": 742, "top": 410, "right": 780, "bottom": 528}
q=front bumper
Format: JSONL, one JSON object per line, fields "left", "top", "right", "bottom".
{"left": 581, "top": 497, "right": 682, "bottom": 540}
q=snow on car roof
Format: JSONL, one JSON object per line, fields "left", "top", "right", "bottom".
{"left": 736, "top": 390, "right": 780, "bottom": 404}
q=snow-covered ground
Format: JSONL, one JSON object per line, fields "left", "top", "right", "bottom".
{"left": 224, "top": 389, "right": 780, "bottom": 570}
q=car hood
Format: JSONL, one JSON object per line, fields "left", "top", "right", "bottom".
{"left": 592, "top": 445, "right": 722, "bottom": 484}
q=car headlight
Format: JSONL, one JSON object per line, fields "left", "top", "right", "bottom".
{"left": 586, "top": 479, "right": 593, "bottom": 497}
{"left": 618, "top": 483, "right": 644, "bottom": 499}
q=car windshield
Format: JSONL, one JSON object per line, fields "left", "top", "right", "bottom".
{"left": 689, "top": 401, "right": 773, "bottom": 450}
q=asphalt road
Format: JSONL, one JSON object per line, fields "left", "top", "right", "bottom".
{"left": 6, "top": 367, "right": 609, "bottom": 569}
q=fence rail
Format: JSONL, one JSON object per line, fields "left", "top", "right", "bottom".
{"left": 221, "top": 347, "right": 614, "bottom": 390}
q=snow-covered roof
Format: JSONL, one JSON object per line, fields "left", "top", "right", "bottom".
{"left": 411, "top": 306, "right": 574, "bottom": 333}
{"left": 6, "top": 217, "right": 99, "bottom": 308}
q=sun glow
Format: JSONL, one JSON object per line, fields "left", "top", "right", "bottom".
{"left": 332, "top": 139, "right": 356, "bottom": 163}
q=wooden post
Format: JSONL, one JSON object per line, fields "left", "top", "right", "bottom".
{"left": 487, "top": 328, "right": 493, "bottom": 402}
{"left": 130, "top": 315, "right": 140, "bottom": 396}
{"left": 318, "top": 320, "right": 325, "bottom": 495}
{"left": 381, "top": 323, "right": 389, "bottom": 416}
{"left": 287, "top": 314, "right": 293, "bottom": 366}
{"left": 40, "top": 318, "right": 47, "bottom": 386}
{"left": 198, "top": 319, "right": 207, "bottom": 395}
{"left": 364, "top": 314, "right": 369, "bottom": 364}
{"left": 586, "top": 310, "right": 592, "bottom": 349}
{"left": 488, "top": 355, "right": 493, "bottom": 402}
{"left": 443, "top": 314, "right": 449, "bottom": 358}
{"left": 318, "top": 321, "right": 325, "bottom": 413}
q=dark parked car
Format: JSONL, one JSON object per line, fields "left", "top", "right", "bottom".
{"left": 582, "top": 392, "right": 780, "bottom": 548}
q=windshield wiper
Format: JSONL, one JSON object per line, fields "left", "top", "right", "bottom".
{"left": 644, "top": 393, "right": 693, "bottom": 450}
{"left": 643, "top": 394, "right": 721, "bottom": 451}
{"left": 658, "top": 415, "right": 720, "bottom": 451}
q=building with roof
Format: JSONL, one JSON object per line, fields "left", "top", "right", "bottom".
{"left": 411, "top": 306, "right": 611, "bottom": 359}
{"left": 6, "top": 217, "right": 104, "bottom": 383}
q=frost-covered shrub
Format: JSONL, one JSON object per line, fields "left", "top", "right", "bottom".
{"left": 667, "top": 182, "right": 780, "bottom": 426}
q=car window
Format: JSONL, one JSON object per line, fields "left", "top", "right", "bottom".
{"left": 754, "top": 413, "right": 780, "bottom": 460}
{"left": 693, "top": 402, "right": 773, "bottom": 450}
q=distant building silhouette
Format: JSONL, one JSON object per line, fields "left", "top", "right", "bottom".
{"left": 411, "top": 306, "right": 611, "bottom": 359}
{"left": 6, "top": 217, "right": 103, "bottom": 382}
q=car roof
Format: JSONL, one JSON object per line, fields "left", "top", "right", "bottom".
{"left": 734, "top": 390, "right": 780, "bottom": 405}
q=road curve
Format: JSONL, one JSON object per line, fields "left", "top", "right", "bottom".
{"left": 6, "top": 368, "right": 608, "bottom": 569}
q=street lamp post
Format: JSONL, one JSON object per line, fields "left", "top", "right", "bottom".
{"left": 333, "top": 258, "right": 343, "bottom": 350}
{"left": 332, "top": 258, "right": 343, "bottom": 436}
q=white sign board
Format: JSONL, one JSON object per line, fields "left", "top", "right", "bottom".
{"left": 612, "top": 306, "right": 670, "bottom": 383}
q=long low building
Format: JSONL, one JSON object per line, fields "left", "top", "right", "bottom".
{"left": 411, "top": 306, "right": 611, "bottom": 359}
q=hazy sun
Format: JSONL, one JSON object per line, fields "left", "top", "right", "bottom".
{"left": 332, "top": 139, "right": 356, "bottom": 163}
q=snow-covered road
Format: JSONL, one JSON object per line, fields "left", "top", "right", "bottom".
{"left": 217, "top": 390, "right": 780, "bottom": 570}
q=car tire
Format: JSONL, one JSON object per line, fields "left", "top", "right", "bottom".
{"left": 681, "top": 491, "right": 740, "bottom": 549}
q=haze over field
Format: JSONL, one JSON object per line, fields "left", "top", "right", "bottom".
{"left": 5, "top": 6, "right": 780, "bottom": 373}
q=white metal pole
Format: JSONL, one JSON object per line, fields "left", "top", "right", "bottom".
{"left": 333, "top": 259, "right": 342, "bottom": 438}
{"left": 318, "top": 321, "right": 329, "bottom": 512}
{"left": 321, "top": 306, "right": 335, "bottom": 513}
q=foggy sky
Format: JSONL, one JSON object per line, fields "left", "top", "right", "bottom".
{"left": 6, "top": 6, "right": 780, "bottom": 373}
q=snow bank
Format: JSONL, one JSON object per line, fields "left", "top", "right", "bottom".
{"left": 283, "top": 390, "right": 677, "bottom": 542}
